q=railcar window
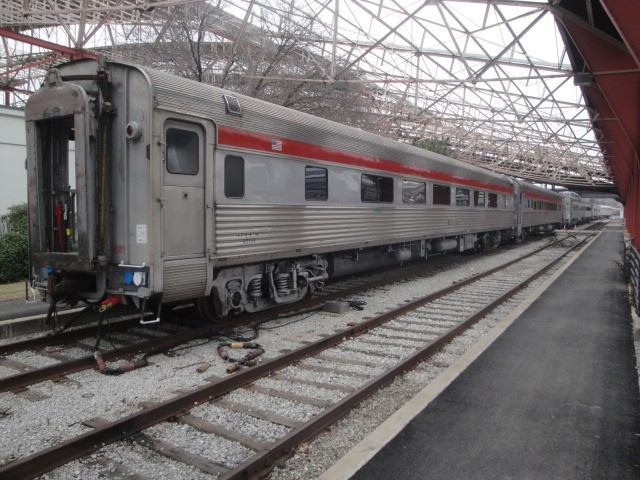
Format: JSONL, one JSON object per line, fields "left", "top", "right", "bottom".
{"left": 488, "top": 193, "right": 498, "bottom": 208}
{"left": 474, "top": 190, "right": 486, "bottom": 207}
{"left": 433, "top": 184, "right": 451, "bottom": 205}
{"left": 305, "top": 166, "right": 328, "bottom": 200}
{"left": 455, "top": 188, "right": 470, "bottom": 206}
{"left": 166, "top": 128, "right": 199, "bottom": 175}
{"left": 224, "top": 155, "right": 245, "bottom": 198}
{"left": 361, "top": 174, "right": 394, "bottom": 202}
{"left": 402, "top": 180, "right": 426, "bottom": 204}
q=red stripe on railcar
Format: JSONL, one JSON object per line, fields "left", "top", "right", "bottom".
{"left": 218, "top": 126, "right": 514, "bottom": 195}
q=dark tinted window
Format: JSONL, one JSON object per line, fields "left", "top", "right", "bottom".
{"left": 456, "top": 187, "right": 470, "bottom": 206}
{"left": 305, "top": 166, "right": 328, "bottom": 200}
{"left": 402, "top": 180, "right": 426, "bottom": 204}
{"left": 361, "top": 174, "right": 393, "bottom": 202}
{"left": 433, "top": 184, "right": 451, "bottom": 205}
{"left": 474, "top": 190, "right": 486, "bottom": 207}
{"left": 166, "top": 128, "right": 199, "bottom": 175}
{"left": 488, "top": 193, "right": 498, "bottom": 208}
{"left": 224, "top": 155, "right": 244, "bottom": 198}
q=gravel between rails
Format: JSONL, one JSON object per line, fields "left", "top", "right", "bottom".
{"left": 0, "top": 238, "right": 570, "bottom": 478}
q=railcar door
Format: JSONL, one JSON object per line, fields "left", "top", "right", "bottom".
{"left": 161, "top": 119, "right": 206, "bottom": 258}
{"left": 159, "top": 118, "right": 214, "bottom": 302}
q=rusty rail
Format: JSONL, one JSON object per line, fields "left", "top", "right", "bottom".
{"left": 0, "top": 230, "right": 599, "bottom": 479}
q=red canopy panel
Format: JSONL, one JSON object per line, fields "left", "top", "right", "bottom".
{"left": 557, "top": 0, "right": 640, "bottom": 248}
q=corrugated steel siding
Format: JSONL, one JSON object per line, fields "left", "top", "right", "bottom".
{"left": 163, "top": 259, "right": 207, "bottom": 302}
{"left": 522, "top": 211, "right": 563, "bottom": 227}
{"left": 214, "top": 204, "right": 514, "bottom": 259}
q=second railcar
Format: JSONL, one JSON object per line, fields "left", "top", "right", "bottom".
{"left": 515, "top": 180, "right": 563, "bottom": 235}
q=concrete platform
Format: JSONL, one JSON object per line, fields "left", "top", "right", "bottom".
{"left": 0, "top": 297, "right": 84, "bottom": 338}
{"left": 330, "top": 225, "right": 640, "bottom": 479}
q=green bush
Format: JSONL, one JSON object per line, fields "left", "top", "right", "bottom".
{"left": 0, "top": 203, "right": 29, "bottom": 283}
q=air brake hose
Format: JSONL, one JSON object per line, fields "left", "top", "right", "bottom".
{"left": 93, "top": 350, "right": 148, "bottom": 376}
{"left": 217, "top": 341, "right": 265, "bottom": 373}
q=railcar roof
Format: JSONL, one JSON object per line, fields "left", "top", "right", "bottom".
{"left": 517, "top": 180, "right": 563, "bottom": 200}
{"left": 52, "top": 59, "right": 521, "bottom": 190}
{"left": 133, "top": 61, "right": 513, "bottom": 189}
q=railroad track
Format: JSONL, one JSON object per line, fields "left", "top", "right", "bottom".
{"left": 0, "top": 231, "right": 547, "bottom": 358}
{"left": 0, "top": 227, "right": 601, "bottom": 479}
{"left": 0, "top": 240, "right": 510, "bottom": 394}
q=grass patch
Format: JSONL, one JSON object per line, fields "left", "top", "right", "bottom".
{"left": 0, "top": 281, "right": 28, "bottom": 302}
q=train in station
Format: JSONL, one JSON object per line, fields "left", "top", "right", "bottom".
{"left": 25, "top": 59, "right": 566, "bottom": 322}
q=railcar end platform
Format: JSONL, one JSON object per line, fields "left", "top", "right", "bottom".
{"left": 322, "top": 224, "right": 640, "bottom": 480}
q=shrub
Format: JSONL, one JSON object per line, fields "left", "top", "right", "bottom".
{"left": 0, "top": 203, "right": 29, "bottom": 283}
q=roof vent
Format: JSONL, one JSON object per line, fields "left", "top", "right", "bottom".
{"left": 223, "top": 94, "right": 242, "bottom": 116}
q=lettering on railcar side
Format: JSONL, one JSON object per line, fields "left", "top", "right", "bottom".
{"left": 238, "top": 233, "right": 260, "bottom": 245}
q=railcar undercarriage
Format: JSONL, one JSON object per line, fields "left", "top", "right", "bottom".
{"left": 198, "top": 255, "right": 329, "bottom": 321}
{"left": 195, "top": 232, "right": 517, "bottom": 322}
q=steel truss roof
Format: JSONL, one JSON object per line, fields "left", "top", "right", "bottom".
{"left": 0, "top": 0, "right": 615, "bottom": 190}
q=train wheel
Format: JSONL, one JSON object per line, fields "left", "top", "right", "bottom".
{"left": 196, "top": 295, "right": 222, "bottom": 323}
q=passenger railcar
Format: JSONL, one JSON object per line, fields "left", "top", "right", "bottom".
{"left": 514, "top": 180, "right": 563, "bottom": 236}
{"left": 562, "top": 191, "right": 592, "bottom": 227}
{"left": 25, "top": 59, "right": 562, "bottom": 321}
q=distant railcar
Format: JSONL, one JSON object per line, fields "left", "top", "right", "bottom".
{"left": 562, "top": 191, "right": 593, "bottom": 227}
{"left": 25, "top": 59, "right": 563, "bottom": 321}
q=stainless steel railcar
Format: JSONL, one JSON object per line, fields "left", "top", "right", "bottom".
{"left": 514, "top": 180, "right": 563, "bottom": 236}
{"left": 562, "top": 191, "right": 592, "bottom": 227}
{"left": 25, "top": 59, "right": 562, "bottom": 321}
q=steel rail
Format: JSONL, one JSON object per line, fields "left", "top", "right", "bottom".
{"left": 0, "top": 230, "right": 599, "bottom": 480}
{"left": 0, "top": 233, "right": 544, "bottom": 360}
{"left": 222, "top": 228, "right": 601, "bottom": 479}
{"left": 0, "top": 251, "right": 454, "bottom": 357}
{"left": 0, "top": 317, "right": 138, "bottom": 356}
{"left": 0, "top": 232, "right": 539, "bottom": 358}
{"left": 0, "top": 249, "right": 464, "bottom": 391}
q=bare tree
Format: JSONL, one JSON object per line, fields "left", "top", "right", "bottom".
{"left": 131, "top": 1, "right": 228, "bottom": 82}
{"left": 123, "top": 1, "right": 388, "bottom": 137}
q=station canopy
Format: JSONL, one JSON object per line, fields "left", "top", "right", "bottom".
{"left": 0, "top": 0, "right": 616, "bottom": 191}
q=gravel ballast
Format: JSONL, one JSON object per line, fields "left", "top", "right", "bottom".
{"left": 0, "top": 238, "right": 587, "bottom": 478}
